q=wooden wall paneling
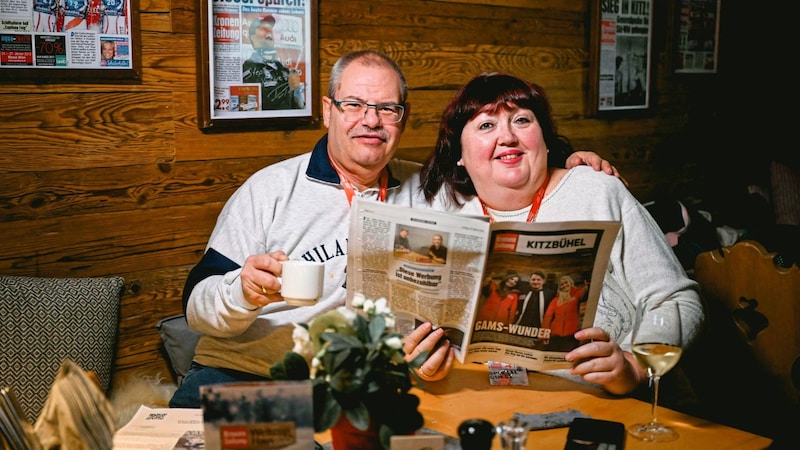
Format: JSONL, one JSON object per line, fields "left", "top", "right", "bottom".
{"left": 0, "top": 93, "right": 173, "bottom": 130}
{"left": 0, "top": 204, "right": 220, "bottom": 277}
{"left": 320, "top": 1, "right": 585, "bottom": 48}
{"left": 140, "top": 32, "right": 196, "bottom": 68}
{"left": 428, "top": 0, "right": 584, "bottom": 11}
{"left": 113, "top": 264, "right": 193, "bottom": 385}
{"left": 169, "top": 0, "right": 197, "bottom": 35}
{"left": 0, "top": 159, "right": 262, "bottom": 222}
{"left": 0, "top": 121, "right": 174, "bottom": 172}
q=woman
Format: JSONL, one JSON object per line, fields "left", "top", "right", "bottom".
{"left": 542, "top": 275, "right": 586, "bottom": 351}
{"left": 477, "top": 272, "right": 521, "bottom": 325}
{"left": 419, "top": 72, "right": 704, "bottom": 396}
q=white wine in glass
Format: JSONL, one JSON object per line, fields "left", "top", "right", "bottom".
{"left": 628, "top": 303, "right": 682, "bottom": 442}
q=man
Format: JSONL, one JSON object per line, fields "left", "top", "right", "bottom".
{"left": 428, "top": 234, "right": 447, "bottom": 264}
{"left": 394, "top": 227, "right": 411, "bottom": 252}
{"left": 242, "top": 14, "right": 304, "bottom": 110}
{"left": 514, "top": 270, "right": 556, "bottom": 327}
{"left": 170, "top": 50, "right": 617, "bottom": 408}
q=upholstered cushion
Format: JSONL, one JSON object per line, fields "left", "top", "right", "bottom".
{"left": 771, "top": 160, "right": 800, "bottom": 226}
{"left": 0, "top": 276, "right": 124, "bottom": 424}
{"left": 156, "top": 314, "right": 201, "bottom": 386}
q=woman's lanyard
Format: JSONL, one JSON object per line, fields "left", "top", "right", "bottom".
{"left": 479, "top": 173, "right": 550, "bottom": 223}
{"left": 331, "top": 157, "right": 388, "bottom": 206}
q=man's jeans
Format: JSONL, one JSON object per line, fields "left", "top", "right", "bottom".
{"left": 168, "top": 362, "right": 269, "bottom": 408}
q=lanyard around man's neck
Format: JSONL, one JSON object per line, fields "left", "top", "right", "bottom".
{"left": 329, "top": 156, "right": 388, "bottom": 206}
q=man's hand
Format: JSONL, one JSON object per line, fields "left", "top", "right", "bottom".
{"left": 241, "top": 251, "right": 289, "bottom": 307}
{"left": 567, "top": 151, "right": 628, "bottom": 186}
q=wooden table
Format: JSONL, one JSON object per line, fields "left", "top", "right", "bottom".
{"left": 394, "top": 249, "right": 433, "bottom": 263}
{"left": 316, "top": 362, "right": 772, "bottom": 449}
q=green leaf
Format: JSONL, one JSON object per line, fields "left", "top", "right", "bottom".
{"left": 284, "top": 351, "right": 311, "bottom": 379}
{"left": 368, "top": 315, "right": 386, "bottom": 342}
{"left": 313, "top": 382, "right": 341, "bottom": 432}
{"left": 343, "top": 402, "right": 370, "bottom": 431}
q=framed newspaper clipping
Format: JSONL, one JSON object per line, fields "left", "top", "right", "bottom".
{"left": 197, "top": 0, "right": 319, "bottom": 130}
{"left": 674, "top": 0, "right": 720, "bottom": 74}
{"left": 0, "top": 0, "right": 142, "bottom": 83}
{"left": 588, "top": 0, "right": 653, "bottom": 115}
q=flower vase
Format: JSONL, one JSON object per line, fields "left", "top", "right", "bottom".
{"left": 329, "top": 413, "right": 383, "bottom": 450}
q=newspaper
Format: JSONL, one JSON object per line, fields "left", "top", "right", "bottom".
{"left": 0, "top": 0, "right": 133, "bottom": 70}
{"left": 596, "top": 0, "right": 653, "bottom": 111}
{"left": 346, "top": 198, "right": 620, "bottom": 371}
{"left": 205, "top": 0, "right": 313, "bottom": 119}
{"left": 674, "top": 0, "right": 720, "bottom": 73}
{"left": 113, "top": 406, "right": 204, "bottom": 450}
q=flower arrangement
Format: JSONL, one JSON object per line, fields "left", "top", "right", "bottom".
{"left": 270, "top": 293, "right": 425, "bottom": 448}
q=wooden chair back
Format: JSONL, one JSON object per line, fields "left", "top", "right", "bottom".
{"left": 693, "top": 240, "right": 800, "bottom": 404}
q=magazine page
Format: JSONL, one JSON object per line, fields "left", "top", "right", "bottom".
{"left": 112, "top": 405, "right": 204, "bottom": 450}
{"left": 464, "top": 220, "right": 620, "bottom": 371}
{"left": 346, "top": 197, "right": 491, "bottom": 364}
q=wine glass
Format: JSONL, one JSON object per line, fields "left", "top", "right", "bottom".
{"left": 628, "top": 302, "right": 683, "bottom": 442}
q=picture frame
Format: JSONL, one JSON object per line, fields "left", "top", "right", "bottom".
{"left": 0, "top": 1, "right": 142, "bottom": 84}
{"left": 197, "top": 0, "right": 319, "bottom": 131}
{"left": 673, "top": 0, "right": 721, "bottom": 74}
{"left": 588, "top": 0, "right": 654, "bottom": 115}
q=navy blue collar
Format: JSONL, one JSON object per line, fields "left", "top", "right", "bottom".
{"left": 306, "top": 134, "right": 401, "bottom": 188}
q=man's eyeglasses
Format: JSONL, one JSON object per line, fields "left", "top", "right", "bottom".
{"left": 331, "top": 98, "right": 405, "bottom": 123}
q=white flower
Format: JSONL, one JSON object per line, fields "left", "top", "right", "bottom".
{"left": 385, "top": 336, "right": 402, "bottom": 349}
{"left": 336, "top": 305, "right": 358, "bottom": 323}
{"left": 374, "top": 297, "right": 392, "bottom": 316}
{"left": 310, "top": 356, "right": 321, "bottom": 378}
{"left": 363, "top": 298, "right": 375, "bottom": 314}
{"left": 291, "top": 323, "right": 314, "bottom": 362}
{"left": 351, "top": 292, "right": 366, "bottom": 308}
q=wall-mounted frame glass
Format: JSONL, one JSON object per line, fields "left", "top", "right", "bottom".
{"left": 674, "top": 0, "right": 720, "bottom": 74}
{"left": 0, "top": 0, "right": 142, "bottom": 83}
{"left": 588, "top": 0, "right": 654, "bottom": 115}
{"left": 197, "top": 0, "right": 319, "bottom": 131}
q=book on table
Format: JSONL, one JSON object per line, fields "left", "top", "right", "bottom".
{"left": 346, "top": 198, "right": 620, "bottom": 372}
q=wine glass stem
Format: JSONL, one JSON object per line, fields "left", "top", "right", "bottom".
{"left": 650, "top": 375, "right": 661, "bottom": 423}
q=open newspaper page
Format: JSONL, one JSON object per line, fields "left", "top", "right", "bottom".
{"left": 347, "top": 198, "right": 620, "bottom": 372}
{"left": 347, "top": 197, "right": 491, "bottom": 365}
{"left": 464, "top": 220, "right": 619, "bottom": 371}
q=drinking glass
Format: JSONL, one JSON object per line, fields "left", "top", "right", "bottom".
{"left": 627, "top": 302, "right": 683, "bottom": 442}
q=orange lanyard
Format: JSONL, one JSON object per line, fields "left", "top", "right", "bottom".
{"left": 479, "top": 173, "right": 549, "bottom": 223}
{"left": 331, "top": 157, "right": 388, "bottom": 206}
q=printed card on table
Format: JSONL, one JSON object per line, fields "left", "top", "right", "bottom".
{"left": 200, "top": 380, "right": 313, "bottom": 450}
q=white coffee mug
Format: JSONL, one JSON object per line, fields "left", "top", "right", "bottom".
{"left": 280, "top": 260, "right": 324, "bottom": 306}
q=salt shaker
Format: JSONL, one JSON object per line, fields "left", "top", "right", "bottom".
{"left": 496, "top": 417, "right": 530, "bottom": 450}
